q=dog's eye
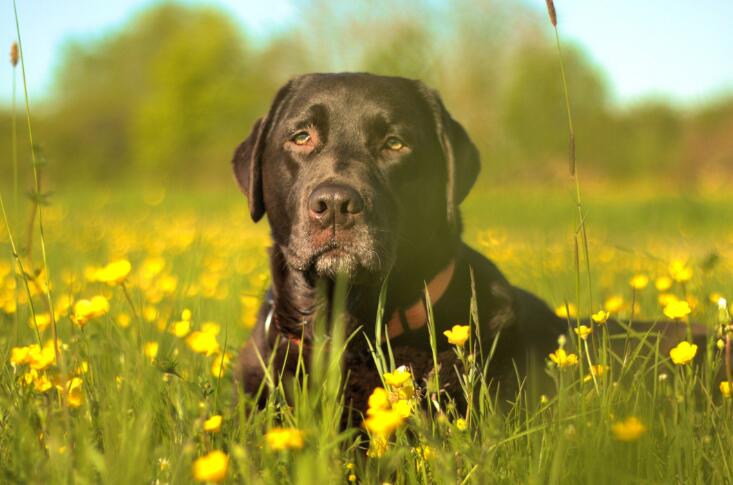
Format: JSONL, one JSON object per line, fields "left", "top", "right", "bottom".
{"left": 384, "top": 137, "right": 405, "bottom": 151}
{"left": 291, "top": 131, "right": 311, "bottom": 146}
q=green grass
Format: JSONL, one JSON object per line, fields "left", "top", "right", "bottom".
{"left": 1, "top": 186, "right": 732, "bottom": 484}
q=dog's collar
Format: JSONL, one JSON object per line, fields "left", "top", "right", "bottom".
{"left": 264, "top": 303, "right": 308, "bottom": 348}
{"left": 385, "top": 259, "right": 456, "bottom": 340}
{"left": 263, "top": 258, "right": 456, "bottom": 345}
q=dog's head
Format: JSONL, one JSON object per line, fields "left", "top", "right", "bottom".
{"left": 232, "top": 73, "right": 479, "bottom": 282}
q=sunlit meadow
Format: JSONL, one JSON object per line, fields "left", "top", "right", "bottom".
{"left": 2, "top": 186, "right": 733, "bottom": 483}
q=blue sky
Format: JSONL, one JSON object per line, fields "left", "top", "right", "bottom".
{"left": 1, "top": 0, "right": 732, "bottom": 107}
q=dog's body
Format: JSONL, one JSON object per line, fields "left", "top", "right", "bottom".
{"left": 232, "top": 72, "right": 571, "bottom": 417}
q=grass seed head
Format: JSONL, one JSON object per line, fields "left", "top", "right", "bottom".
{"left": 545, "top": 0, "right": 558, "bottom": 27}
{"left": 10, "top": 42, "right": 18, "bottom": 67}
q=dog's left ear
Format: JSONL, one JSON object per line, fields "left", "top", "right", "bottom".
{"left": 232, "top": 80, "right": 294, "bottom": 222}
{"left": 417, "top": 84, "right": 481, "bottom": 223}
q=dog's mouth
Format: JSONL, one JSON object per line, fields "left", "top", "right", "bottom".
{"left": 286, "top": 229, "right": 393, "bottom": 282}
{"left": 312, "top": 242, "right": 361, "bottom": 277}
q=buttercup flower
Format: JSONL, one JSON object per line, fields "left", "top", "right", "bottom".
{"left": 549, "top": 348, "right": 578, "bottom": 368}
{"left": 720, "top": 381, "right": 732, "bottom": 398}
{"left": 73, "top": 296, "right": 110, "bottom": 327}
{"left": 669, "top": 341, "right": 697, "bottom": 365}
{"left": 655, "top": 276, "right": 673, "bottom": 291}
{"left": 186, "top": 330, "right": 220, "bottom": 356}
{"left": 591, "top": 310, "right": 610, "bottom": 324}
{"left": 210, "top": 352, "right": 231, "bottom": 377}
{"left": 584, "top": 364, "right": 608, "bottom": 383}
{"left": 29, "top": 313, "right": 52, "bottom": 333}
{"left": 392, "top": 399, "right": 412, "bottom": 418}
{"left": 604, "top": 295, "right": 624, "bottom": 313}
{"left": 383, "top": 366, "right": 412, "bottom": 387}
{"left": 455, "top": 418, "right": 467, "bottom": 431}
{"left": 663, "top": 300, "right": 691, "bottom": 320}
{"left": 144, "top": 341, "right": 159, "bottom": 362}
{"left": 192, "top": 450, "right": 228, "bottom": 482}
{"left": 555, "top": 304, "right": 577, "bottom": 319}
{"left": 443, "top": 324, "right": 470, "bottom": 346}
{"left": 64, "top": 377, "right": 84, "bottom": 408}
{"left": 203, "top": 415, "right": 222, "bottom": 432}
{"left": 364, "top": 408, "right": 405, "bottom": 438}
{"left": 367, "top": 387, "right": 390, "bottom": 414}
{"left": 612, "top": 416, "right": 646, "bottom": 442}
{"left": 95, "top": 260, "right": 132, "bottom": 285}
{"left": 573, "top": 325, "right": 592, "bottom": 340}
{"left": 669, "top": 260, "right": 693, "bottom": 283}
{"left": 265, "top": 427, "right": 304, "bottom": 451}
{"left": 629, "top": 274, "right": 649, "bottom": 290}
{"left": 27, "top": 341, "right": 58, "bottom": 371}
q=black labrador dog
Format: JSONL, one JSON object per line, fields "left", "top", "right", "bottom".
{"left": 231, "top": 72, "right": 571, "bottom": 416}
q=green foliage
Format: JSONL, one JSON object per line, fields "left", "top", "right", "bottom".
{"left": 3, "top": 0, "right": 733, "bottom": 187}
{"left": 2, "top": 187, "right": 733, "bottom": 483}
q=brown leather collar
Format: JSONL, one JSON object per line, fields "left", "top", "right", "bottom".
{"left": 385, "top": 260, "right": 456, "bottom": 340}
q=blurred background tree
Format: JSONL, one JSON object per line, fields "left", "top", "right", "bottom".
{"left": 2, "top": 0, "right": 731, "bottom": 189}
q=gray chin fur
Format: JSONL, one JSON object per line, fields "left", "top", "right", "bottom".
{"left": 314, "top": 251, "right": 361, "bottom": 278}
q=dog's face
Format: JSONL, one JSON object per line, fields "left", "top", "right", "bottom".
{"left": 233, "top": 73, "right": 480, "bottom": 282}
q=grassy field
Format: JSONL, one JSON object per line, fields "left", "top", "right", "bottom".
{"left": 1, "top": 185, "right": 732, "bottom": 484}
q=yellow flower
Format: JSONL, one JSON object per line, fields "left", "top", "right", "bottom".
{"left": 29, "top": 313, "right": 52, "bottom": 333}
{"left": 367, "top": 387, "right": 391, "bottom": 415}
{"left": 201, "top": 321, "right": 221, "bottom": 336}
{"left": 443, "top": 324, "right": 470, "bottom": 346}
{"left": 392, "top": 399, "right": 412, "bottom": 418}
{"left": 72, "top": 296, "right": 110, "bottom": 327}
{"left": 192, "top": 450, "right": 228, "bottom": 482}
{"left": 573, "top": 325, "right": 592, "bottom": 341}
{"left": 720, "top": 381, "right": 732, "bottom": 398}
{"left": 383, "top": 366, "right": 412, "bottom": 387}
{"left": 655, "top": 276, "right": 673, "bottom": 291}
{"left": 663, "top": 299, "right": 691, "bottom": 320}
{"left": 668, "top": 260, "right": 692, "bottom": 283}
{"left": 658, "top": 293, "right": 678, "bottom": 307}
{"left": 34, "top": 373, "right": 53, "bottom": 393}
{"left": 611, "top": 416, "right": 646, "bottom": 442}
{"left": 211, "top": 353, "right": 231, "bottom": 377}
{"left": 604, "top": 295, "right": 624, "bottom": 313}
{"left": 10, "top": 346, "right": 31, "bottom": 366}
{"left": 455, "top": 418, "right": 467, "bottom": 431}
{"left": 28, "top": 341, "right": 57, "bottom": 371}
{"left": 583, "top": 364, "right": 608, "bottom": 383}
{"left": 629, "top": 274, "right": 649, "bottom": 290}
{"left": 64, "top": 377, "right": 84, "bottom": 408}
{"left": 265, "top": 427, "right": 304, "bottom": 451}
{"left": 186, "top": 331, "right": 220, "bottom": 356}
{"left": 555, "top": 303, "right": 577, "bottom": 319}
{"left": 591, "top": 310, "right": 610, "bottom": 324}
{"left": 95, "top": 259, "right": 132, "bottom": 285}
{"left": 549, "top": 348, "right": 579, "bottom": 368}
{"left": 364, "top": 409, "right": 405, "bottom": 437}
{"left": 367, "top": 435, "right": 388, "bottom": 458}
{"left": 170, "top": 319, "right": 191, "bottom": 337}
{"left": 669, "top": 341, "right": 697, "bottom": 365}
{"left": 144, "top": 341, "right": 159, "bottom": 362}
{"left": 116, "top": 313, "right": 131, "bottom": 328}
{"left": 203, "top": 415, "right": 222, "bottom": 432}
{"left": 413, "top": 445, "right": 433, "bottom": 461}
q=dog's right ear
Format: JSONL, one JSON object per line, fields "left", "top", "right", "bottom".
{"left": 232, "top": 80, "right": 294, "bottom": 222}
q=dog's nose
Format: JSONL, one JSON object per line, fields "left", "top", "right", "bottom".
{"left": 308, "top": 184, "right": 364, "bottom": 227}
